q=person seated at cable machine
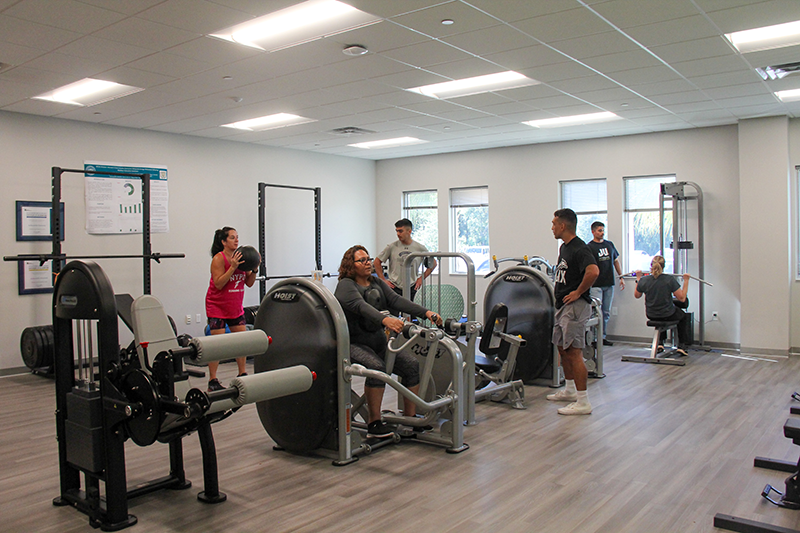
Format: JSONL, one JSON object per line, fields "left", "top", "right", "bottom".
{"left": 634, "top": 255, "right": 691, "bottom": 356}
{"left": 334, "top": 245, "right": 442, "bottom": 438}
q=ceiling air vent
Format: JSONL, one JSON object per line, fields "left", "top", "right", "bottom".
{"left": 328, "top": 126, "right": 375, "bottom": 136}
{"left": 756, "top": 61, "right": 800, "bottom": 81}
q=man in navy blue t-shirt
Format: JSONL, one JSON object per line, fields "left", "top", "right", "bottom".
{"left": 548, "top": 209, "right": 599, "bottom": 415}
{"left": 587, "top": 221, "right": 624, "bottom": 346}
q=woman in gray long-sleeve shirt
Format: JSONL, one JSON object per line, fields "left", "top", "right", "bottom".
{"left": 335, "top": 245, "right": 442, "bottom": 438}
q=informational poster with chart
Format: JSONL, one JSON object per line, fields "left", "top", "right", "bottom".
{"left": 84, "top": 161, "right": 169, "bottom": 234}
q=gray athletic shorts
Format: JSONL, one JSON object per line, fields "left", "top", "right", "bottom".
{"left": 552, "top": 298, "right": 591, "bottom": 349}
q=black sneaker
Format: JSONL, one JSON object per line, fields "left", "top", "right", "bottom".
{"left": 676, "top": 347, "right": 688, "bottom": 357}
{"left": 237, "top": 372, "right": 248, "bottom": 377}
{"left": 602, "top": 339, "right": 613, "bottom": 346}
{"left": 207, "top": 378, "right": 224, "bottom": 392}
{"left": 367, "top": 421, "right": 395, "bottom": 438}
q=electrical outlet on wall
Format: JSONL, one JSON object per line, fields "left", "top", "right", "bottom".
{"left": 611, "top": 307, "right": 618, "bottom": 316}
{"left": 185, "top": 314, "right": 192, "bottom": 325}
{"left": 711, "top": 311, "right": 719, "bottom": 320}
{"left": 196, "top": 314, "right": 201, "bottom": 323}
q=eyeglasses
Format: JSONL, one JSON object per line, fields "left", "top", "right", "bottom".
{"left": 354, "top": 257, "right": 372, "bottom": 264}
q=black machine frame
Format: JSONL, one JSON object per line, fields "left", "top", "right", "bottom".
{"left": 257, "top": 182, "right": 322, "bottom": 301}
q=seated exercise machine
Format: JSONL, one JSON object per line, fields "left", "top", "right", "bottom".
{"left": 483, "top": 257, "right": 604, "bottom": 387}
{"left": 52, "top": 261, "right": 312, "bottom": 531}
{"left": 621, "top": 298, "right": 690, "bottom": 366}
{"left": 401, "top": 251, "right": 529, "bottom": 425}
{"left": 253, "top": 277, "right": 469, "bottom": 466}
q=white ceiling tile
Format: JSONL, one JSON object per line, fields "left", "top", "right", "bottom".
{"left": 741, "top": 45, "right": 800, "bottom": 72}
{"left": 390, "top": 1, "right": 500, "bottom": 39}
{"left": 649, "top": 37, "right": 735, "bottom": 64}
{"left": 550, "top": 31, "right": 640, "bottom": 60}
{"left": 582, "top": 49, "right": 665, "bottom": 74}
{"left": 0, "top": 15, "right": 82, "bottom": 51}
{"left": 466, "top": 0, "right": 578, "bottom": 22}
{"left": 441, "top": 25, "right": 537, "bottom": 57}
{"left": 0, "top": 40, "right": 47, "bottom": 65}
{"left": 703, "top": 0, "right": 800, "bottom": 33}
{"left": 512, "top": 8, "right": 613, "bottom": 43}
{"left": 609, "top": 65, "right": 684, "bottom": 86}
{"left": 548, "top": 75, "right": 621, "bottom": 94}
{"left": 22, "top": 51, "right": 116, "bottom": 79}
{"left": 627, "top": 79, "right": 699, "bottom": 97}
{"left": 672, "top": 55, "right": 751, "bottom": 77}
{"left": 125, "top": 52, "right": 214, "bottom": 78}
{"left": 57, "top": 36, "right": 155, "bottom": 65}
{"left": 75, "top": 0, "right": 165, "bottom": 15}
{"left": 94, "top": 18, "right": 199, "bottom": 52}
{"left": 341, "top": 0, "right": 453, "bottom": 20}
{"left": 686, "top": 70, "right": 763, "bottom": 89}
{"left": 625, "top": 15, "right": 724, "bottom": 48}
{"left": 704, "top": 83, "right": 771, "bottom": 99}
{"left": 484, "top": 45, "right": 572, "bottom": 71}
{"left": 425, "top": 58, "right": 519, "bottom": 80}
{"left": 592, "top": 0, "right": 701, "bottom": 28}
{"left": 3, "top": 0, "right": 125, "bottom": 33}
{"left": 380, "top": 40, "right": 473, "bottom": 68}
{"left": 137, "top": 0, "right": 257, "bottom": 34}
{"left": 524, "top": 62, "right": 597, "bottom": 83}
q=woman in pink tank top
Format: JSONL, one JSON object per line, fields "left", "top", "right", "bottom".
{"left": 205, "top": 226, "right": 258, "bottom": 391}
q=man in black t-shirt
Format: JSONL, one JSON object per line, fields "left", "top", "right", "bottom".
{"left": 548, "top": 209, "right": 599, "bottom": 415}
{"left": 587, "top": 221, "right": 624, "bottom": 346}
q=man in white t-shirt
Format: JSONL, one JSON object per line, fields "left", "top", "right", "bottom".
{"left": 374, "top": 218, "right": 436, "bottom": 301}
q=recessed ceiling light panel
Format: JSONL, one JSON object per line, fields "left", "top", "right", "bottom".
{"left": 407, "top": 71, "right": 539, "bottom": 99}
{"left": 725, "top": 20, "right": 800, "bottom": 54}
{"left": 210, "top": 0, "right": 381, "bottom": 52}
{"left": 221, "top": 113, "right": 316, "bottom": 131}
{"left": 523, "top": 111, "right": 621, "bottom": 128}
{"left": 349, "top": 137, "right": 427, "bottom": 149}
{"left": 776, "top": 88, "right": 800, "bottom": 102}
{"left": 32, "top": 78, "right": 143, "bottom": 106}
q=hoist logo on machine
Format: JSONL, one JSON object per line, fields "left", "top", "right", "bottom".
{"left": 503, "top": 274, "right": 527, "bottom": 283}
{"left": 60, "top": 295, "right": 78, "bottom": 308}
{"left": 271, "top": 291, "right": 298, "bottom": 303}
{"left": 410, "top": 343, "right": 445, "bottom": 359}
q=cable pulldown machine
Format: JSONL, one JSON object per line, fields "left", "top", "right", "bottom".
{"left": 52, "top": 260, "right": 313, "bottom": 530}
{"left": 660, "top": 181, "right": 705, "bottom": 346}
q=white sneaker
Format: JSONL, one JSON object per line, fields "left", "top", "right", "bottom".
{"left": 557, "top": 402, "right": 592, "bottom": 415}
{"left": 546, "top": 389, "right": 577, "bottom": 402}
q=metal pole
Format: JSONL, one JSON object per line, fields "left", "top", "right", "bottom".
{"left": 258, "top": 183, "right": 267, "bottom": 302}
{"left": 314, "top": 187, "right": 322, "bottom": 272}
{"left": 142, "top": 173, "right": 151, "bottom": 295}
{"left": 52, "top": 167, "right": 62, "bottom": 278}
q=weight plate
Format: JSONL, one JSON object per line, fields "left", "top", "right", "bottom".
{"left": 120, "top": 369, "right": 162, "bottom": 446}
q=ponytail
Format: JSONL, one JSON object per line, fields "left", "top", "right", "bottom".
{"left": 650, "top": 255, "right": 666, "bottom": 279}
{"left": 211, "top": 226, "right": 235, "bottom": 257}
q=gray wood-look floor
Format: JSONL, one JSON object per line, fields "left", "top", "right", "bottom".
{"left": 3, "top": 345, "right": 800, "bottom": 533}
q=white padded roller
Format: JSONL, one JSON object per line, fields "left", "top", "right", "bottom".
{"left": 228, "top": 366, "right": 313, "bottom": 406}
{"left": 189, "top": 330, "right": 269, "bottom": 365}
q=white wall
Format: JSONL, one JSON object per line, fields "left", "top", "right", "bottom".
{"left": 0, "top": 111, "right": 375, "bottom": 373}
{"left": 789, "top": 119, "right": 800, "bottom": 354}
{"left": 376, "top": 125, "right": 743, "bottom": 348}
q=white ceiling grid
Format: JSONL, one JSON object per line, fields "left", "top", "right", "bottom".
{"left": 0, "top": 0, "right": 798, "bottom": 159}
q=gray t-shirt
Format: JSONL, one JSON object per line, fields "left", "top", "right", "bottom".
{"left": 637, "top": 274, "right": 680, "bottom": 319}
{"left": 376, "top": 240, "right": 430, "bottom": 289}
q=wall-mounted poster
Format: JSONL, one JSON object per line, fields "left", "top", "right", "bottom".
{"left": 84, "top": 161, "right": 169, "bottom": 235}
{"left": 18, "top": 260, "right": 54, "bottom": 295}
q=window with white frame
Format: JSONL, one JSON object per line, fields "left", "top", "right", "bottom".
{"left": 450, "top": 186, "right": 489, "bottom": 274}
{"left": 402, "top": 190, "right": 438, "bottom": 254}
{"left": 624, "top": 175, "right": 676, "bottom": 273}
{"left": 560, "top": 179, "right": 607, "bottom": 243}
